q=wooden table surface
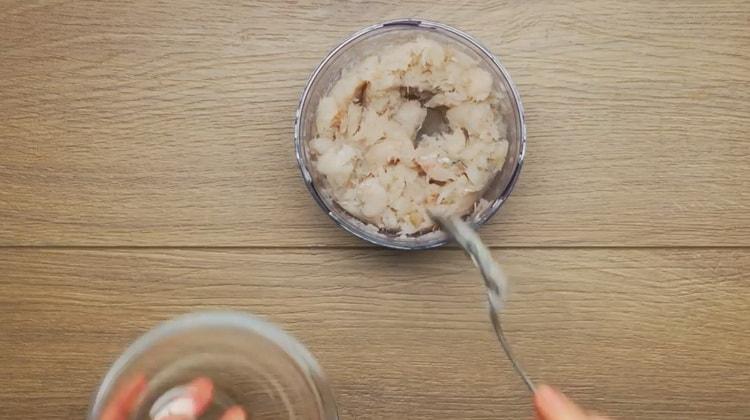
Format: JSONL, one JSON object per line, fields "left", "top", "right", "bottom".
{"left": 1, "top": 1, "right": 748, "bottom": 419}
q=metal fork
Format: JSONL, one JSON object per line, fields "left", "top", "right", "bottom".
{"left": 431, "top": 214, "right": 536, "bottom": 393}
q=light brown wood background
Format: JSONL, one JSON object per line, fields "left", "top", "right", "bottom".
{"left": 1, "top": 1, "right": 748, "bottom": 419}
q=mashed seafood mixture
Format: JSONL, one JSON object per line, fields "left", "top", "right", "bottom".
{"left": 310, "top": 37, "right": 508, "bottom": 235}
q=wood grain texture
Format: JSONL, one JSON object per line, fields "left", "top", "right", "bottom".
{"left": 1, "top": 248, "right": 748, "bottom": 419}
{"left": 1, "top": 0, "right": 749, "bottom": 246}
{"left": 1, "top": 2, "right": 749, "bottom": 420}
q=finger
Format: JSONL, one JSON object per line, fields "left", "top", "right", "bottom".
{"left": 101, "top": 373, "right": 147, "bottom": 420}
{"left": 220, "top": 405, "right": 248, "bottom": 420}
{"left": 186, "top": 376, "right": 214, "bottom": 415}
{"left": 534, "top": 384, "right": 589, "bottom": 420}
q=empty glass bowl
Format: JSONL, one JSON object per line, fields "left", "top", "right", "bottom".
{"left": 88, "top": 312, "right": 338, "bottom": 420}
{"left": 295, "top": 19, "right": 526, "bottom": 250}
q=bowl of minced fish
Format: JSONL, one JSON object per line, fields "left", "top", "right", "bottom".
{"left": 295, "top": 19, "right": 525, "bottom": 249}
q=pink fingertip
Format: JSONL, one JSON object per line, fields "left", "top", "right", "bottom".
{"left": 186, "top": 376, "right": 214, "bottom": 415}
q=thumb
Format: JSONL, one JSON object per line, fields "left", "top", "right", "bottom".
{"left": 534, "top": 385, "right": 589, "bottom": 420}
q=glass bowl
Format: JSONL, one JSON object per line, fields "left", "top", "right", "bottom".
{"left": 295, "top": 19, "right": 526, "bottom": 250}
{"left": 88, "top": 312, "right": 338, "bottom": 420}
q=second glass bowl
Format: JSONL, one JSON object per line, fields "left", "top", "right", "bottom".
{"left": 295, "top": 19, "right": 526, "bottom": 250}
{"left": 88, "top": 312, "right": 338, "bottom": 420}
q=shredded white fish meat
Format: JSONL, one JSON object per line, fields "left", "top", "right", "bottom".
{"left": 311, "top": 37, "right": 508, "bottom": 235}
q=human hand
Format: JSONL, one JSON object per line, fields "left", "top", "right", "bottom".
{"left": 100, "top": 374, "right": 246, "bottom": 420}
{"left": 534, "top": 385, "right": 610, "bottom": 420}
